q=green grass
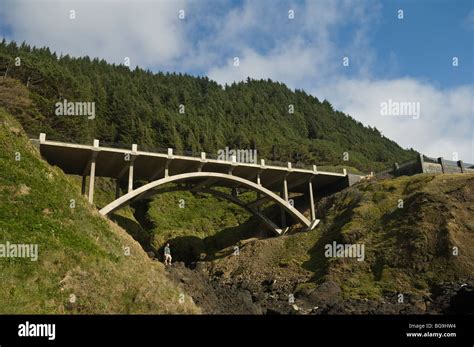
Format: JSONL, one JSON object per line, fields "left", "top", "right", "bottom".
{"left": 312, "top": 173, "right": 474, "bottom": 299}
{"left": 0, "top": 108, "right": 200, "bottom": 314}
{"left": 206, "top": 172, "right": 474, "bottom": 301}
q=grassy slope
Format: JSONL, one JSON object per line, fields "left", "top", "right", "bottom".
{"left": 0, "top": 108, "right": 199, "bottom": 314}
{"left": 309, "top": 173, "right": 474, "bottom": 298}
{"left": 207, "top": 174, "right": 474, "bottom": 300}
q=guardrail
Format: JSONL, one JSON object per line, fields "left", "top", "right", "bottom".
{"left": 377, "top": 154, "right": 473, "bottom": 177}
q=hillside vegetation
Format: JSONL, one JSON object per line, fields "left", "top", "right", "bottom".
{"left": 0, "top": 108, "right": 199, "bottom": 314}
{"left": 0, "top": 40, "right": 416, "bottom": 172}
{"left": 202, "top": 173, "right": 474, "bottom": 307}
{"left": 1, "top": 40, "right": 471, "bottom": 314}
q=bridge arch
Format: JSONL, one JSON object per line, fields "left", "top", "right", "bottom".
{"left": 99, "top": 172, "right": 316, "bottom": 235}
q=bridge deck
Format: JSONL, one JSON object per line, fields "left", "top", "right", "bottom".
{"left": 32, "top": 137, "right": 356, "bottom": 194}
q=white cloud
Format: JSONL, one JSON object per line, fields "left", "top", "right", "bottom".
{"left": 313, "top": 78, "right": 474, "bottom": 162}
{"left": 203, "top": 0, "right": 378, "bottom": 88}
{"left": 207, "top": 40, "right": 328, "bottom": 88}
{"left": 3, "top": 0, "right": 187, "bottom": 68}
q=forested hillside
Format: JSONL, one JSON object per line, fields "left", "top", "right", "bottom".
{"left": 0, "top": 40, "right": 416, "bottom": 172}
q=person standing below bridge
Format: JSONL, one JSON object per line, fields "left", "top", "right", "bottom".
{"left": 164, "top": 243, "right": 172, "bottom": 266}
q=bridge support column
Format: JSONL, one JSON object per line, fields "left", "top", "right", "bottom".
{"left": 308, "top": 177, "right": 316, "bottom": 221}
{"left": 165, "top": 148, "right": 173, "bottom": 178}
{"left": 128, "top": 161, "right": 134, "bottom": 193}
{"left": 88, "top": 139, "right": 100, "bottom": 204}
{"left": 128, "top": 144, "right": 138, "bottom": 193}
{"left": 283, "top": 175, "right": 289, "bottom": 202}
{"left": 88, "top": 157, "right": 96, "bottom": 203}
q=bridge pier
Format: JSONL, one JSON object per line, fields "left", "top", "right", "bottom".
{"left": 308, "top": 177, "right": 316, "bottom": 221}
{"left": 283, "top": 174, "right": 289, "bottom": 202}
{"left": 128, "top": 144, "right": 138, "bottom": 193}
{"left": 280, "top": 164, "right": 292, "bottom": 228}
{"left": 128, "top": 162, "right": 134, "bottom": 193}
{"left": 280, "top": 189, "right": 287, "bottom": 228}
{"left": 164, "top": 148, "right": 173, "bottom": 178}
{"left": 88, "top": 156, "right": 96, "bottom": 203}
{"left": 86, "top": 139, "right": 100, "bottom": 203}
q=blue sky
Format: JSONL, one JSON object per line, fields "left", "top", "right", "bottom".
{"left": 0, "top": 0, "right": 473, "bottom": 161}
{"left": 372, "top": 0, "right": 473, "bottom": 88}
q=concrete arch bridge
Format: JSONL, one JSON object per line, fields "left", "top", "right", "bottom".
{"left": 32, "top": 133, "right": 363, "bottom": 235}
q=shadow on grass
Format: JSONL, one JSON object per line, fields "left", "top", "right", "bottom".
{"left": 301, "top": 194, "right": 359, "bottom": 282}
{"left": 160, "top": 215, "right": 274, "bottom": 264}
{"left": 109, "top": 213, "right": 153, "bottom": 252}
